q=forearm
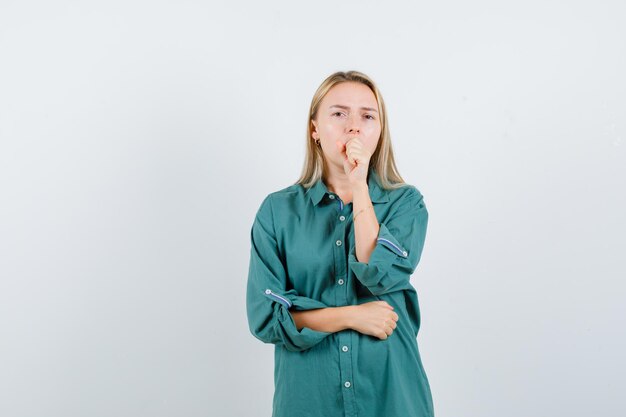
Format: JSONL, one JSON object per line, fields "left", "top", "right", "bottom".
{"left": 352, "top": 181, "right": 378, "bottom": 263}
{"left": 290, "top": 306, "right": 355, "bottom": 333}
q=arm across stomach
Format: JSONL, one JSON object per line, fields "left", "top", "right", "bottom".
{"left": 290, "top": 306, "right": 355, "bottom": 333}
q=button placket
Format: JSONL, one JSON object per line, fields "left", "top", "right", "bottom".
{"left": 332, "top": 199, "right": 356, "bottom": 414}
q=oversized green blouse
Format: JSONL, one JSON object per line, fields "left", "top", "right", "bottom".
{"left": 246, "top": 168, "right": 434, "bottom": 417}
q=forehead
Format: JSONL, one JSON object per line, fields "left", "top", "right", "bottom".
{"left": 321, "top": 82, "right": 378, "bottom": 108}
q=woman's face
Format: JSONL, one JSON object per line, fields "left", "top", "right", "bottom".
{"left": 311, "top": 81, "right": 382, "bottom": 171}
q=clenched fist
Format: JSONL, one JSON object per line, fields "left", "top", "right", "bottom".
{"left": 336, "top": 137, "right": 371, "bottom": 185}
{"left": 347, "top": 300, "right": 399, "bottom": 340}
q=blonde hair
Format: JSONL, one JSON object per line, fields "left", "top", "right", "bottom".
{"left": 295, "top": 70, "right": 407, "bottom": 189}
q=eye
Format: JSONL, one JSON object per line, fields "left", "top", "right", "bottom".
{"left": 364, "top": 114, "right": 375, "bottom": 120}
{"left": 332, "top": 112, "right": 344, "bottom": 117}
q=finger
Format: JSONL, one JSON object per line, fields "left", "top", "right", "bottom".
{"left": 348, "top": 149, "right": 365, "bottom": 165}
{"left": 345, "top": 144, "right": 362, "bottom": 158}
{"left": 347, "top": 142, "right": 362, "bottom": 152}
{"left": 347, "top": 137, "right": 362, "bottom": 147}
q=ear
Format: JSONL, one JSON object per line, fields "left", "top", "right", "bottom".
{"left": 311, "top": 119, "right": 318, "bottom": 138}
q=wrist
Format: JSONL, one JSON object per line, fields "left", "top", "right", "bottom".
{"left": 338, "top": 305, "right": 357, "bottom": 331}
{"left": 351, "top": 181, "right": 368, "bottom": 192}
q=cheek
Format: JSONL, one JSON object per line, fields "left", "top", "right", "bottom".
{"left": 362, "top": 123, "right": 381, "bottom": 141}
{"left": 323, "top": 121, "right": 342, "bottom": 131}
{"left": 367, "top": 122, "right": 382, "bottom": 134}
{"left": 368, "top": 134, "right": 381, "bottom": 153}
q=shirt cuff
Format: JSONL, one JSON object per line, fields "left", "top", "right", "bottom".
{"left": 348, "top": 223, "right": 411, "bottom": 295}
{"left": 262, "top": 288, "right": 333, "bottom": 352}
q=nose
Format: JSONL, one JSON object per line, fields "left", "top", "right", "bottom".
{"left": 346, "top": 113, "right": 361, "bottom": 135}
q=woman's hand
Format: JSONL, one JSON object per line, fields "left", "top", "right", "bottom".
{"left": 347, "top": 301, "right": 399, "bottom": 340}
{"left": 336, "top": 137, "right": 371, "bottom": 185}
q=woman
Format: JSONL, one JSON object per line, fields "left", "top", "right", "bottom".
{"left": 246, "top": 70, "right": 434, "bottom": 417}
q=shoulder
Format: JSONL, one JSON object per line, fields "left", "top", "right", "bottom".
{"left": 387, "top": 183, "right": 425, "bottom": 208}
{"left": 267, "top": 183, "right": 304, "bottom": 203}
{"left": 255, "top": 183, "right": 305, "bottom": 217}
{"left": 384, "top": 184, "right": 428, "bottom": 230}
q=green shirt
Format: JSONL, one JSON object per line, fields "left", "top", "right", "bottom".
{"left": 246, "top": 168, "right": 434, "bottom": 417}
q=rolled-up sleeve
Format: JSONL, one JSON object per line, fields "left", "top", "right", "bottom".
{"left": 348, "top": 188, "right": 428, "bottom": 296}
{"left": 246, "top": 195, "right": 333, "bottom": 352}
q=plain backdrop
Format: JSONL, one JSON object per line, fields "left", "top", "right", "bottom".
{"left": 1, "top": 1, "right": 625, "bottom": 416}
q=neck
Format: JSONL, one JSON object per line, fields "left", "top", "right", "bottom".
{"left": 322, "top": 163, "right": 352, "bottom": 195}
{"left": 322, "top": 163, "right": 371, "bottom": 198}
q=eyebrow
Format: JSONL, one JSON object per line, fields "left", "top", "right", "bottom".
{"left": 329, "top": 104, "right": 379, "bottom": 113}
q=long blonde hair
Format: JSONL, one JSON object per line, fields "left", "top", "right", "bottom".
{"left": 295, "top": 70, "right": 406, "bottom": 189}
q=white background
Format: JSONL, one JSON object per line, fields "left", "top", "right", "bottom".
{"left": 1, "top": 1, "right": 625, "bottom": 416}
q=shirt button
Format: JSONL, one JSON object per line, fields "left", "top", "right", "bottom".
{"left": 339, "top": 215, "right": 345, "bottom": 221}
{"left": 329, "top": 194, "right": 335, "bottom": 199}
{"left": 338, "top": 279, "right": 344, "bottom": 285}
{"left": 264, "top": 289, "right": 271, "bottom": 294}
{"left": 336, "top": 240, "right": 342, "bottom": 246}
{"left": 342, "top": 345, "right": 349, "bottom": 352}
{"left": 403, "top": 250, "right": 408, "bottom": 256}
{"left": 344, "top": 381, "right": 351, "bottom": 388}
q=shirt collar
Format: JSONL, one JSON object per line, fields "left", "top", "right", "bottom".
{"left": 306, "top": 168, "right": 390, "bottom": 206}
